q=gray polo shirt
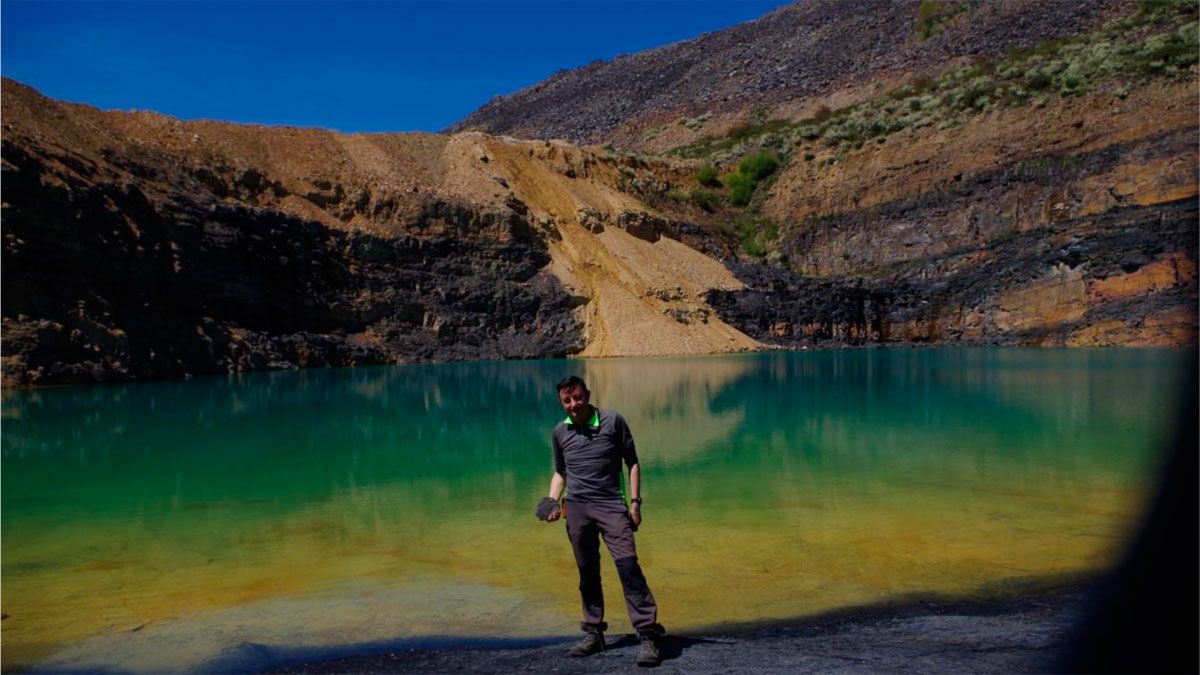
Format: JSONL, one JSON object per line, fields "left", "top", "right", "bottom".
{"left": 552, "top": 407, "right": 639, "bottom": 503}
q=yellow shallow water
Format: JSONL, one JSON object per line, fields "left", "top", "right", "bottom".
{"left": 2, "top": 451, "right": 1148, "bottom": 671}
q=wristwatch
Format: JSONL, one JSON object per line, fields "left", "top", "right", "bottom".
{"left": 630, "top": 497, "right": 643, "bottom": 505}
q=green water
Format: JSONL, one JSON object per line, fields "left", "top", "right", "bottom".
{"left": 1, "top": 348, "right": 1185, "bottom": 672}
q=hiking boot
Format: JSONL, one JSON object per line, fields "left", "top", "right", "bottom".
{"left": 636, "top": 633, "right": 661, "bottom": 667}
{"left": 568, "top": 629, "right": 605, "bottom": 657}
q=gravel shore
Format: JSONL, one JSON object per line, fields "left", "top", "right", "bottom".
{"left": 269, "top": 586, "right": 1094, "bottom": 674}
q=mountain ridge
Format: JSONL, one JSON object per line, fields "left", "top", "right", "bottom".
{"left": 448, "top": 0, "right": 1128, "bottom": 150}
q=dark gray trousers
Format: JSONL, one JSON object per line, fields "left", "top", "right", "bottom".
{"left": 565, "top": 499, "right": 661, "bottom": 634}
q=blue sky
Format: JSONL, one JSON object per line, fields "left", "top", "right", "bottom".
{"left": 3, "top": 1, "right": 793, "bottom": 133}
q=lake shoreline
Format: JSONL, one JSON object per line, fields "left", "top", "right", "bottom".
{"left": 268, "top": 582, "right": 1099, "bottom": 674}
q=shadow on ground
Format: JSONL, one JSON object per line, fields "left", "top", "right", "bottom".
{"left": 261, "top": 577, "right": 1099, "bottom": 674}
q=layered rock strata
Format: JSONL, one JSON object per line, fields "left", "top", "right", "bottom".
{"left": 0, "top": 81, "right": 759, "bottom": 386}
{"left": 706, "top": 76, "right": 1199, "bottom": 348}
{"left": 1, "top": 134, "right": 584, "bottom": 385}
{"left": 709, "top": 199, "right": 1198, "bottom": 347}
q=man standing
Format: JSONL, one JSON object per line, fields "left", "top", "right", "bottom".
{"left": 537, "top": 375, "right": 664, "bottom": 667}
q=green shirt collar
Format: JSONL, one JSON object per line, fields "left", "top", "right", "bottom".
{"left": 563, "top": 407, "right": 600, "bottom": 428}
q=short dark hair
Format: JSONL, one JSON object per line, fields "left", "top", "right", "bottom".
{"left": 556, "top": 375, "right": 589, "bottom": 394}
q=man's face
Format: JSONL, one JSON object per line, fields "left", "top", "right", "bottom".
{"left": 558, "top": 384, "right": 590, "bottom": 422}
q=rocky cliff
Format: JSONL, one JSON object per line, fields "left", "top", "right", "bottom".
{"left": 3, "top": 0, "right": 1196, "bottom": 387}
{"left": 0, "top": 81, "right": 756, "bottom": 386}
{"left": 454, "top": 0, "right": 1197, "bottom": 350}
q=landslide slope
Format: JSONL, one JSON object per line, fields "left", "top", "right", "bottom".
{"left": 1, "top": 80, "right": 758, "bottom": 386}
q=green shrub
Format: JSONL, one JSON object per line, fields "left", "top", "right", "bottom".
{"left": 1134, "top": 25, "right": 1200, "bottom": 72}
{"left": 763, "top": 134, "right": 788, "bottom": 151}
{"left": 1139, "top": 0, "right": 1198, "bottom": 19}
{"left": 803, "top": 153, "right": 816, "bottom": 161}
{"left": 950, "top": 76, "right": 997, "bottom": 110}
{"left": 1026, "top": 69, "right": 1053, "bottom": 90}
{"left": 741, "top": 234, "right": 767, "bottom": 258}
{"left": 714, "top": 151, "right": 783, "bottom": 207}
{"left": 725, "top": 172, "right": 756, "bottom": 207}
{"left": 796, "top": 125, "right": 822, "bottom": 140}
{"left": 732, "top": 215, "right": 780, "bottom": 258}
{"left": 738, "top": 151, "right": 780, "bottom": 180}
{"left": 911, "top": 74, "right": 936, "bottom": 94}
{"left": 676, "top": 112, "right": 712, "bottom": 131}
{"left": 695, "top": 164, "right": 721, "bottom": 187}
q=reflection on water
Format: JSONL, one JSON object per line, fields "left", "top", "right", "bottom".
{"left": 1, "top": 349, "right": 1183, "bottom": 672}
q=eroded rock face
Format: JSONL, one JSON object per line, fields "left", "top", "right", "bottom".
{"left": 3, "top": 58, "right": 1196, "bottom": 388}
{"left": 708, "top": 200, "right": 1198, "bottom": 348}
{"left": 0, "top": 136, "right": 583, "bottom": 387}
{"left": 774, "top": 124, "right": 1199, "bottom": 280}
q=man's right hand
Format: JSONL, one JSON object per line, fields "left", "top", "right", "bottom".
{"left": 536, "top": 496, "right": 562, "bottom": 522}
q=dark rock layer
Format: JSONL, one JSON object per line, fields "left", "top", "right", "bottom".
{"left": 709, "top": 199, "right": 1198, "bottom": 347}
{"left": 781, "top": 127, "right": 1198, "bottom": 278}
{"left": 1, "top": 139, "right": 584, "bottom": 387}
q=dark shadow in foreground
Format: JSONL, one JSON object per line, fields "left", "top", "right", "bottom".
{"left": 257, "top": 575, "right": 1096, "bottom": 674}
{"left": 604, "top": 632, "right": 723, "bottom": 665}
{"left": 1060, "top": 351, "right": 1198, "bottom": 674}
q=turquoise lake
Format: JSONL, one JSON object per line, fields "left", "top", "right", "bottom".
{"left": 0, "top": 348, "right": 1185, "bottom": 672}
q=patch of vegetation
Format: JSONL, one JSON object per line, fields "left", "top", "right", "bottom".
{"left": 1139, "top": 0, "right": 1198, "bottom": 20}
{"left": 675, "top": 112, "right": 712, "bottom": 131}
{"left": 724, "top": 151, "right": 781, "bottom": 206}
{"left": 724, "top": 171, "right": 756, "bottom": 207}
{"left": 738, "top": 151, "right": 781, "bottom": 181}
{"left": 641, "top": 125, "right": 664, "bottom": 142}
{"left": 731, "top": 214, "right": 780, "bottom": 258}
{"left": 664, "top": 6, "right": 1196, "bottom": 165}
{"left": 668, "top": 118, "right": 791, "bottom": 159}
{"left": 694, "top": 164, "right": 721, "bottom": 187}
{"left": 715, "top": 214, "right": 780, "bottom": 258}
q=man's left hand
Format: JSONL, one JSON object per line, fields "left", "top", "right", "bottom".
{"left": 630, "top": 503, "right": 642, "bottom": 527}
